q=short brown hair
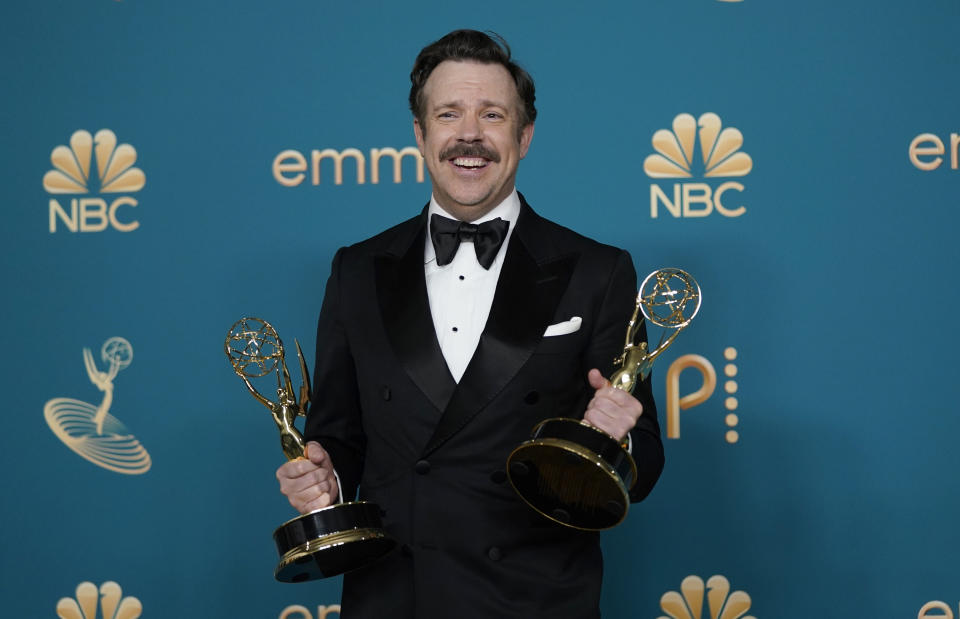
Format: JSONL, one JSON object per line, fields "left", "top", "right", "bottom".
{"left": 409, "top": 30, "right": 537, "bottom": 133}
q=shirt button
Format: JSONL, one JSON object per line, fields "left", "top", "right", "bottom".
{"left": 459, "top": 275, "right": 465, "bottom": 280}
{"left": 487, "top": 547, "right": 502, "bottom": 561}
{"left": 415, "top": 459, "right": 430, "bottom": 475}
{"left": 451, "top": 327, "right": 458, "bottom": 332}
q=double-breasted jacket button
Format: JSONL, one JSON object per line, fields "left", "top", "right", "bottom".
{"left": 487, "top": 546, "right": 502, "bottom": 561}
{"left": 415, "top": 459, "right": 430, "bottom": 475}
{"left": 490, "top": 470, "right": 507, "bottom": 484}
{"left": 381, "top": 386, "right": 391, "bottom": 401}
{"left": 524, "top": 390, "right": 540, "bottom": 405}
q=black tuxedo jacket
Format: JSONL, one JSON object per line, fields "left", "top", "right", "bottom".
{"left": 304, "top": 196, "right": 663, "bottom": 619}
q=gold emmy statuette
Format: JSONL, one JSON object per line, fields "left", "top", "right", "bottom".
{"left": 225, "top": 317, "right": 396, "bottom": 582}
{"left": 507, "top": 268, "right": 702, "bottom": 530}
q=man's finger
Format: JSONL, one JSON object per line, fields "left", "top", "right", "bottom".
{"left": 303, "top": 492, "right": 332, "bottom": 513}
{"left": 282, "top": 469, "right": 328, "bottom": 495}
{"left": 278, "top": 458, "right": 318, "bottom": 480}
{"left": 305, "top": 441, "right": 328, "bottom": 464}
{"left": 587, "top": 368, "right": 610, "bottom": 390}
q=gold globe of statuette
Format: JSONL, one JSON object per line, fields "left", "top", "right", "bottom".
{"left": 507, "top": 268, "right": 701, "bottom": 531}
{"left": 638, "top": 268, "right": 701, "bottom": 330}
{"left": 226, "top": 317, "right": 283, "bottom": 378}
{"left": 225, "top": 317, "right": 396, "bottom": 582}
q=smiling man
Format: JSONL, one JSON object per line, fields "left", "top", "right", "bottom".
{"left": 412, "top": 59, "right": 533, "bottom": 221}
{"left": 276, "top": 30, "right": 664, "bottom": 618}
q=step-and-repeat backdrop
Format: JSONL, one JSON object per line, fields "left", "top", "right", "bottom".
{"left": 2, "top": 0, "right": 958, "bottom": 617}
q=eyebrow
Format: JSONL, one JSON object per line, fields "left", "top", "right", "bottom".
{"left": 432, "top": 99, "right": 510, "bottom": 111}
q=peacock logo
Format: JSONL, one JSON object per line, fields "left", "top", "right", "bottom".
{"left": 43, "top": 129, "right": 145, "bottom": 194}
{"left": 44, "top": 129, "right": 144, "bottom": 233}
{"left": 643, "top": 113, "right": 752, "bottom": 218}
{"left": 658, "top": 575, "right": 756, "bottom": 619}
{"left": 55, "top": 581, "right": 142, "bottom": 619}
{"left": 644, "top": 113, "right": 752, "bottom": 179}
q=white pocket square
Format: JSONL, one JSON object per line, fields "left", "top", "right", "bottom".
{"left": 543, "top": 316, "right": 582, "bottom": 337}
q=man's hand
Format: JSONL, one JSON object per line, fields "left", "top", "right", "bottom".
{"left": 276, "top": 441, "right": 340, "bottom": 514}
{"left": 583, "top": 369, "right": 643, "bottom": 441}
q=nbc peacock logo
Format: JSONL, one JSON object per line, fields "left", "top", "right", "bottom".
{"left": 658, "top": 575, "right": 756, "bottom": 619}
{"left": 56, "top": 581, "right": 142, "bottom": 619}
{"left": 643, "top": 113, "right": 752, "bottom": 219}
{"left": 43, "top": 129, "right": 145, "bottom": 233}
{"left": 44, "top": 336, "right": 151, "bottom": 475}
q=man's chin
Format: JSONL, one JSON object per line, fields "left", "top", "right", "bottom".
{"left": 447, "top": 201, "right": 504, "bottom": 220}
{"left": 435, "top": 189, "right": 499, "bottom": 216}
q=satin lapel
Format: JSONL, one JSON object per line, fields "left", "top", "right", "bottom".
{"left": 375, "top": 216, "right": 456, "bottom": 414}
{"left": 421, "top": 205, "right": 578, "bottom": 457}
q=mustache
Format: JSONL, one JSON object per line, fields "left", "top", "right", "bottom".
{"left": 439, "top": 143, "right": 500, "bottom": 163}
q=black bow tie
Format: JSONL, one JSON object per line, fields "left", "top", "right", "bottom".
{"left": 430, "top": 214, "right": 509, "bottom": 269}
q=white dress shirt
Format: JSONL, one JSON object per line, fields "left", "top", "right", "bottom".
{"left": 425, "top": 190, "right": 521, "bottom": 382}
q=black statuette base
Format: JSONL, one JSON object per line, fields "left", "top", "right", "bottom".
{"left": 273, "top": 501, "right": 397, "bottom": 582}
{"left": 507, "top": 418, "right": 637, "bottom": 531}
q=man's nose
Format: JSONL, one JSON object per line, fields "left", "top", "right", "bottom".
{"left": 456, "top": 114, "right": 483, "bottom": 141}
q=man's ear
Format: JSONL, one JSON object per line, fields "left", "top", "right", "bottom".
{"left": 414, "top": 118, "right": 425, "bottom": 155}
{"left": 518, "top": 122, "right": 535, "bottom": 159}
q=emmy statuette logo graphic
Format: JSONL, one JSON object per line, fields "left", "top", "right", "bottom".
{"left": 44, "top": 129, "right": 145, "bottom": 233}
{"left": 658, "top": 575, "right": 756, "bottom": 619}
{"left": 665, "top": 347, "right": 742, "bottom": 444}
{"left": 644, "top": 113, "right": 752, "bottom": 218}
{"left": 56, "top": 581, "right": 142, "bottom": 619}
{"left": 44, "top": 337, "right": 151, "bottom": 474}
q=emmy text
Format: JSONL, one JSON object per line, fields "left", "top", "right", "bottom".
{"left": 273, "top": 147, "right": 425, "bottom": 186}
{"left": 918, "top": 601, "right": 959, "bottom": 619}
{"left": 909, "top": 133, "right": 960, "bottom": 171}
{"left": 279, "top": 604, "right": 341, "bottom": 619}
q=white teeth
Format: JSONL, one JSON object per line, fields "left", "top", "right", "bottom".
{"left": 453, "top": 157, "right": 486, "bottom": 168}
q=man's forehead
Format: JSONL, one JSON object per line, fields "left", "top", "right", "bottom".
{"left": 423, "top": 60, "right": 518, "bottom": 104}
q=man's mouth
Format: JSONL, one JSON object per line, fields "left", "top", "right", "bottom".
{"left": 451, "top": 157, "right": 489, "bottom": 169}
{"left": 440, "top": 144, "right": 500, "bottom": 170}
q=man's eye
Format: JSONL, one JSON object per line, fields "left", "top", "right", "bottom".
{"left": 438, "top": 112, "right": 456, "bottom": 119}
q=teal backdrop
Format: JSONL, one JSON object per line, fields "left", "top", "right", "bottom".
{"left": 2, "top": 0, "right": 958, "bottom": 617}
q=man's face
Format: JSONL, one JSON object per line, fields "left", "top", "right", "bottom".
{"left": 414, "top": 60, "right": 534, "bottom": 222}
